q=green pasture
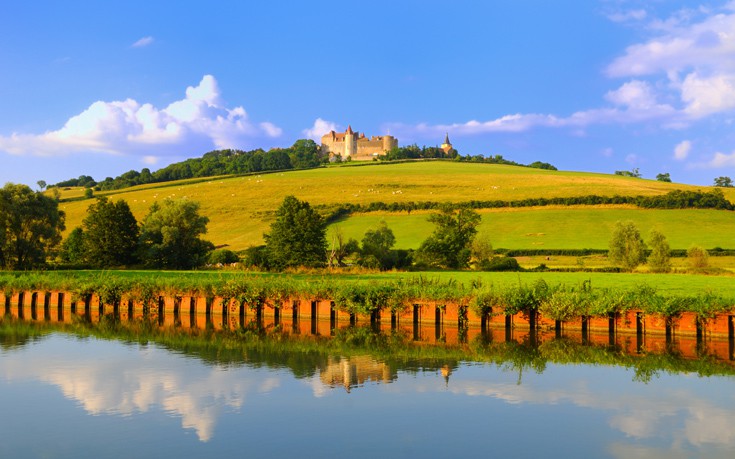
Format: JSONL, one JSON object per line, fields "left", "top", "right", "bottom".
{"left": 6, "top": 269, "right": 734, "bottom": 298}
{"left": 54, "top": 161, "right": 732, "bottom": 251}
{"left": 332, "top": 207, "right": 735, "bottom": 250}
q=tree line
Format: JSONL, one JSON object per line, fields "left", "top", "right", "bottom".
{"left": 317, "top": 188, "right": 734, "bottom": 225}
{"left": 53, "top": 139, "right": 327, "bottom": 191}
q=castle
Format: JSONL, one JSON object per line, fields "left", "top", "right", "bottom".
{"left": 321, "top": 126, "right": 398, "bottom": 161}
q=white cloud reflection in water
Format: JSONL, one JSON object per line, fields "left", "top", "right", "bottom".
{"left": 1, "top": 333, "right": 734, "bottom": 454}
{"left": 1, "top": 336, "right": 280, "bottom": 442}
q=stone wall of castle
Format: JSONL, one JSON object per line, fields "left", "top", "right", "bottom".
{"left": 321, "top": 127, "right": 397, "bottom": 161}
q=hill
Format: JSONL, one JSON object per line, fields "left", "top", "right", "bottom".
{"left": 56, "top": 161, "right": 735, "bottom": 252}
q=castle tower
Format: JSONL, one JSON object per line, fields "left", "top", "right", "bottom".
{"left": 344, "top": 125, "right": 356, "bottom": 158}
{"left": 441, "top": 133, "right": 453, "bottom": 154}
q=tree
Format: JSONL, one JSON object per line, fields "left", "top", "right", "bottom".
{"left": 615, "top": 168, "right": 641, "bottom": 178}
{"left": 60, "top": 227, "right": 86, "bottom": 264}
{"left": 470, "top": 232, "right": 494, "bottom": 265}
{"left": 655, "top": 173, "right": 671, "bottom": 182}
{"left": 713, "top": 176, "right": 734, "bottom": 187}
{"left": 208, "top": 248, "right": 239, "bottom": 265}
{"left": 264, "top": 196, "right": 327, "bottom": 269}
{"left": 81, "top": 197, "right": 139, "bottom": 267}
{"left": 417, "top": 206, "right": 481, "bottom": 269}
{"left": 687, "top": 245, "right": 709, "bottom": 270}
{"left": 358, "top": 221, "right": 396, "bottom": 270}
{"left": 84, "top": 188, "right": 94, "bottom": 199}
{"left": 139, "top": 199, "right": 213, "bottom": 269}
{"left": 0, "top": 183, "right": 65, "bottom": 270}
{"left": 287, "top": 139, "right": 325, "bottom": 169}
{"left": 647, "top": 229, "right": 671, "bottom": 273}
{"left": 328, "top": 227, "right": 359, "bottom": 267}
{"left": 608, "top": 220, "right": 647, "bottom": 271}
{"left": 36, "top": 180, "right": 47, "bottom": 191}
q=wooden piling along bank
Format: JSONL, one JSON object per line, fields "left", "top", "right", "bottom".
{"left": 1, "top": 290, "right": 734, "bottom": 340}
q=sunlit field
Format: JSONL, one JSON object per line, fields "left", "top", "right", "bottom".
{"left": 55, "top": 161, "right": 735, "bottom": 252}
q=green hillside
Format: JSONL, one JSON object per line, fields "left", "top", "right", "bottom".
{"left": 56, "top": 161, "right": 735, "bottom": 251}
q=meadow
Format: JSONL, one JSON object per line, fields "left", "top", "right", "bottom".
{"left": 55, "top": 161, "right": 735, "bottom": 252}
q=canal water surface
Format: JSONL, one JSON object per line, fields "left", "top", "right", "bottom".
{"left": 1, "top": 320, "right": 734, "bottom": 458}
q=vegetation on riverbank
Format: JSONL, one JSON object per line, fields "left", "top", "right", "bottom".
{"left": 2, "top": 271, "right": 733, "bottom": 319}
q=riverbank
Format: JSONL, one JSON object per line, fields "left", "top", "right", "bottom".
{"left": 2, "top": 271, "right": 734, "bottom": 338}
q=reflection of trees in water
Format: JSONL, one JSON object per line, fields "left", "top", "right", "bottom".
{"left": 0, "top": 322, "right": 49, "bottom": 351}
{"left": 2, "top": 317, "right": 734, "bottom": 387}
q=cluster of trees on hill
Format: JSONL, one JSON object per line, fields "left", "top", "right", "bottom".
{"left": 378, "top": 144, "right": 557, "bottom": 170}
{"left": 60, "top": 197, "right": 213, "bottom": 269}
{"left": 53, "top": 140, "right": 327, "bottom": 191}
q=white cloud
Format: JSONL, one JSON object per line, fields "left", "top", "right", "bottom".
{"left": 142, "top": 155, "right": 159, "bottom": 165}
{"left": 674, "top": 140, "right": 692, "bottom": 160}
{"left": 0, "top": 75, "right": 281, "bottom": 158}
{"left": 605, "top": 80, "right": 658, "bottom": 109}
{"left": 602, "top": 147, "right": 614, "bottom": 157}
{"left": 681, "top": 72, "right": 735, "bottom": 117}
{"left": 625, "top": 153, "right": 639, "bottom": 164}
{"left": 132, "top": 36, "right": 154, "bottom": 48}
{"left": 302, "top": 118, "right": 338, "bottom": 141}
{"left": 704, "top": 150, "right": 735, "bottom": 168}
{"left": 608, "top": 9, "right": 648, "bottom": 23}
{"left": 389, "top": 6, "right": 735, "bottom": 140}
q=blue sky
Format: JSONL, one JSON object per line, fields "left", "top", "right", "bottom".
{"left": 2, "top": 0, "right": 735, "bottom": 186}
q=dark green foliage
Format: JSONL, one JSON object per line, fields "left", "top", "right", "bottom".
{"left": 264, "top": 196, "right": 327, "bottom": 270}
{"left": 527, "top": 161, "right": 558, "bottom": 170}
{"left": 0, "top": 183, "right": 65, "bottom": 270}
{"left": 208, "top": 249, "right": 240, "bottom": 265}
{"left": 615, "top": 168, "right": 641, "bottom": 178}
{"left": 328, "top": 228, "right": 359, "bottom": 267}
{"left": 243, "top": 245, "right": 269, "bottom": 268}
{"left": 358, "top": 221, "right": 396, "bottom": 270}
{"left": 81, "top": 197, "right": 139, "bottom": 267}
{"left": 139, "top": 199, "right": 214, "bottom": 269}
{"left": 60, "top": 227, "right": 86, "bottom": 264}
{"left": 713, "top": 176, "right": 733, "bottom": 187}
{"left": 316, "top": 189, "right": 733, "bottom": 224}
{"left": 55, "top": 139, "right": 328, "bottom": 192}
{"left": 380, "top": 144, "right": 456, "bottom": 161}
{"left": 287, "top": 139, "right": 324, "bottom": 169}
{"left": 55, "top": 175, "right": 97, "bottom": 188}
{"left": 656, "top": 172, "right": 672, "bottom": 182}
{"left": 478, "top": 256, "right": 522, "bottom": 272}
{"left": 417, "top": 207, "right": 481, "bottom": 269}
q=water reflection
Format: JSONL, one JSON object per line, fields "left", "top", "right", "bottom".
{"left": 1, "top": 316, "right": 734, "bottom": 456}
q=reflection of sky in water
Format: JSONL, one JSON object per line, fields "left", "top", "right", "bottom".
{"left": 1, "top": 333, "right": 734, "bottom": 458}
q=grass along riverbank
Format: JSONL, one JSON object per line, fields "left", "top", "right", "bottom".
{"left": 2, "top": 270, "right": 734, "bottom": 319}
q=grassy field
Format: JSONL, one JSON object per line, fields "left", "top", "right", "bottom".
{"left": 333, "top": 206, "right": 735, "bottom": 250}
{"left": 54, "top": 161, "right": 735, "bottom": 251}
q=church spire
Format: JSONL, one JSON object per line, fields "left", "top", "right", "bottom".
{"left": 444, "top": 132, "right": 451, "bottom": 145}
